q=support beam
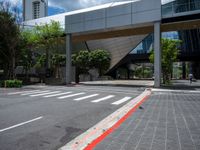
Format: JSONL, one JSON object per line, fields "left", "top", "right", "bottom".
{"left": 154, "top": 21, "right": 161, "bottom": 87}
{"left": 66, "top": 34, "right": 72, "bottom": 84}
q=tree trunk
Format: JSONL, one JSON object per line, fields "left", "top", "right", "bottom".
{"left": 10, "top": 53, "right": 16, "bottom": 79}
{"left": 182, "top": 62, "right": 186, "bottom": 79}
{"left": 99, "top": 68, "right": 102, "bottom": 77}
{"left": 55, "top": 65, "right": 60, "bottom": 78}
{"left": 75, "top": 67, "right": 80, "bottom": 83}
{"left": 45, "top": 48, "right": 51, "bottom": 78}
{"left": 45, "top": 48, "right": 49, "bottom": 70}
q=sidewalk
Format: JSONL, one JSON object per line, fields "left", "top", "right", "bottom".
{"left": 93, "top": 89, "right": 200, "bottom": 150}
{"left": 80, "top": 80, "right": 154, "bottom": 87}
{"left": 80, "top": 79, "right": 200, "bottom": 89}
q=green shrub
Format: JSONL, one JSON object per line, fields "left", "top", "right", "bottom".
{"left": 4, "top": 80, "right": 22, "bottom": 88}
{"left": 0, "top": 80, "right": 4, "bottom": 87}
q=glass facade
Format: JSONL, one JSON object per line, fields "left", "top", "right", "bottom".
{"left": 130, "top": 34, "right": 153, "bottom": 54}
{"left": 175, "top": 0, "right": 200, "bottom": 13}
{"left": 162, "top": 0, "right": 200, "bottom": 17}
{"left": 128, "top": 28, "right": 200, "bottom": 78}
{"left": 33, "top": 1, "right": 40, "bottom": 19}
{"left": 130, "top": 29, "right": 200, "bottom": 56}
{"left": 179, "top": 29, "right": 200, "bottom": 57}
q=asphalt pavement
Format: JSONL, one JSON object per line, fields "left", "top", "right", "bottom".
{"left": 0, "top": 85, "right": 143, "bottom": 150}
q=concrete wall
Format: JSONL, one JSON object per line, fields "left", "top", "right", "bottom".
{"left": 24, "top": 0, "right": 161, "bottom": 31}
{"left": 65, "top": 0, "right": 161, "bottom": 34}
{"left": 87, "top": 34, "right": 147, "bottom": 69}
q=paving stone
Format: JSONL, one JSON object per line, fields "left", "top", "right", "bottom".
{"left": 122, "top": 141, "right": 137, "bottom": 150}
{"left": 151, "top": 139, "right": 165, "bottom": 150}
{"left": 94, "top": 91, "right": 200, "bottom": 150}
{"left": 136, "top": 143, "right": 151, "bottom": 150}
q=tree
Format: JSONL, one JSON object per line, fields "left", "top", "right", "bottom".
{"left": 72, "top": 49, "right": 110, "bottom": 83}
{"left": 51, "top": 54, "right": 65, "bottom": 78}
{"left": 72, "top": 50, "right": 90, "bottom": 83}
{"left": 17, "top": 34, "right": 32, "bottom": 78}
{"left": 34, "top": 21, "right": 64, "bottom": 76}
{"left": 21, "top": 21, "right": 65, "bottom": 79}
{"left": 72, "top": 50, "right": 90, "bottom": 72}
{"left": 0, "top": 2, "right": 20, "bottom": 79}
{"left": 89, "top": 49, "right": 110, "bottom": 76}
{"left": 149, "top": 38, "right": 181, "bottom": 84}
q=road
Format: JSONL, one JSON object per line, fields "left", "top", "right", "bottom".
{"left": 0, "top": 85, "right": 143, "bottom": 150}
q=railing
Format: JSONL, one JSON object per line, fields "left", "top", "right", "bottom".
{"left": 162, "top": 0, "right": 200, "bottom": 18}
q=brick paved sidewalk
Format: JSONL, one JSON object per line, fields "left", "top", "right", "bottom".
{"left": 94, "top": 90, "right": 200, "bottom": 150}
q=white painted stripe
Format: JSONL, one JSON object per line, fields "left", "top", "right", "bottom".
{"left": 91, "top": 95, "right": 115, "bottom": 103}
{"left": 30, "top": 91, "right": 61, "bottom": 97}
{"left": 21, "top": 90, "right": 51, "bottom": 96}
{"left": 74, "top": 94, "right": 99, "bottom": 101}
{"left": 43, "top": 92, "right": 72, "bottom": 98}
{"left": 58, "top": 93, "right": 85, "bottom": 99}
{"left": 0, "top": 116, "right": 43, "bottom": 133}
{"left": 21, "top": 90, "right": 50, "bottom": 96}
{"left": 8, "top": 90, "right": 40, "bottom": 95}
{"left": 111, "top": 97, "right": 132, "bottom": 105}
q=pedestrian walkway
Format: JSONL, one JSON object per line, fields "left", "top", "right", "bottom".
{"left": 93, "top": 90, "right": 200, "bottom": 150}
{"left": 6, "top": 89, "right": 134, "bottom": 106}
{"left": 80, "top": 80, "right": 154, "bottom": 87}
{"left": 172, "top": 80, "right": 200, "bottom": 89}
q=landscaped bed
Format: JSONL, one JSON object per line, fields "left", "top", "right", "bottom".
{"left": 0, "top": 80, "right": 22, "bottom": 88}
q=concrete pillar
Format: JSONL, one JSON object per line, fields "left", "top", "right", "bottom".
{"left": 66, "top": 34, "right": 72, "bottom": 84}
{"left": 154, "top": 21, "right": 161, "bottom": 87}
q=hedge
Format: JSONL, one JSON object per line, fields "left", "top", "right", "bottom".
{"left": 0, "top": 80, "right": 4, "bottom": 87}
{"left": 3, "top": 80, "right": 23, "bottom": 88}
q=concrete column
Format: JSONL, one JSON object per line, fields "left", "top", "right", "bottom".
{"left": 154, "top": 21, "right": 161, "bottom": 87}
{"left": 66, "top": 34, "right": 72, "bottom": 84}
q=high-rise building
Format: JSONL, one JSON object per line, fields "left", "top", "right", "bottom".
{"left": 23, "top": 0, "right": 48, "bottom": 21}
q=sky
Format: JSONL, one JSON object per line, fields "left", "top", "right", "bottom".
{"left": 1, "top": 0, "right": 175, "bottom": 17}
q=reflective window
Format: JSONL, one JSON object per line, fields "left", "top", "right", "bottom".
{"left": 33, "top": 1, "right": 40, "bottom": 19}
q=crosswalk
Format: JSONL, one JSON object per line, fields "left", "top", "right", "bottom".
{"left": 7, "top": 90, "right": 134, "bottom": 106}
{"left": 74, "top": 94, "right": 99, "bottom": 101}
{"left": 91, "top": 95, "right": 115, "bottom": 103}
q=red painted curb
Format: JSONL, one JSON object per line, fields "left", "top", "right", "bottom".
{"left": 84, "top": 93, "right": 151, "bottom": 150}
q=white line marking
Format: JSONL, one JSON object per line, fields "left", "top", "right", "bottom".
{"left": 43, "top": 92, "right": 72, "bottom": 98}
{"left": 91, "top": 95, "right": 115, "bottom": 103}
{"left": 8, "top": 90, "right": 40, "bottom": 95}
{"left": 58, "top": 93, "right": 85, "bottom": 99}
{"left": 74, "top": 94, "right": 99, "bottom": 101}
{"left": 111, "top": 97, "right": 132, "bottom": 105}
{"left": 0, "top": 116, "right": 43, "bottom": 133}
{"left": 30, "top": 91, "right": 61, "bottom": 97}
{"left": 21, "top": 90, "right": 50, "bottom": 96}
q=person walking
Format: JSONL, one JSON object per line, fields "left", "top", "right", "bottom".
{"left": 189, "top": 73, "right": 193, "bottom": 84}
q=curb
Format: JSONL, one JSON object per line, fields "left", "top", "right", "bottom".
{"left": 59, "top": 89, "right": 151, "bottom": 150}
{"left": 79, "top": 83, "right": 153, "bottom": 88}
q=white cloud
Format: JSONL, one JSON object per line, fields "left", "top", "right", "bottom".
{"left": 162, "top": 0, "right": 175, "bottom": 4}
{"left": 2, "top": 0, "right": 22, "bottom": 6}
{"left": 48, "top": 0, "right": 129, "bottom": 11}
{"left": 48, "top": 0, "right": 174, "bottom": 12}
{"left": 2, "top": 0, "right": 175, "bottom": 13}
